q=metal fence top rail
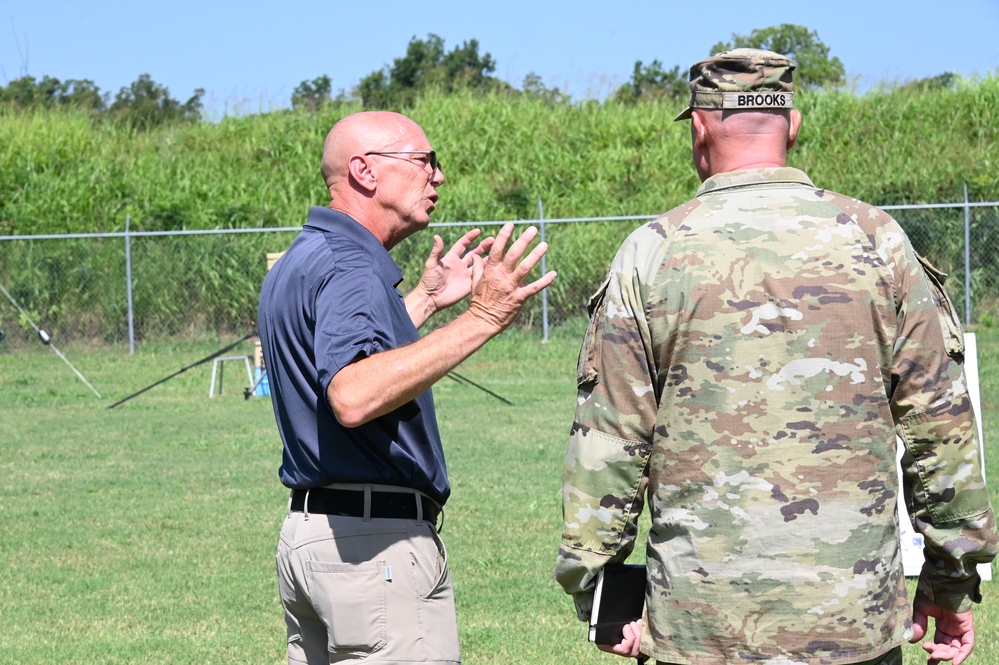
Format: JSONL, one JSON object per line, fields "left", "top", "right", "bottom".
{"left": 0, "top": 216, "right": 655, "bottom": 241}
{"left": 879, "top": 201, "right": 999, "bottom": 211}
{"left": 0, "top": 227, "right": 302, "bottom": 241}
{"left": 2, "top": 201, "right": 998, "bottom": 242}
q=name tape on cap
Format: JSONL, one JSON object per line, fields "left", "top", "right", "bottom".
{"left": 722, "top": 91, "right": 793, "bottom": 110}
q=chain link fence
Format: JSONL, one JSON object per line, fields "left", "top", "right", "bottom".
{"left": 885, "top": 201, "right": 999, "bottom": 327}
{"left": 2, "top": 200, "right": 998, "bottom": 352}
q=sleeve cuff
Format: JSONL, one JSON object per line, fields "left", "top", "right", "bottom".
{"left": 572, "top": 591, "right": 595, "bottom": 622}
{"left": 916, "top": 568, "right": 983, "bottom": 613}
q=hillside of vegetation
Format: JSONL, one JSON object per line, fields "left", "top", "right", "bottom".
{"left": 1, "top": 79, "right": 998, "bottom": 342}
{"left": 3, "top": 77, "right": 998, "bottom": 234}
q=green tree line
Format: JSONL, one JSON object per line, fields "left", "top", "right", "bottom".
{"left": 0, "top": 25, "right": 853, "bottom": 121}
{"left": 0, "top": 72, "right": 204, "bottom": 129}
{"left": 0, "top": 24, "right": 959, "bottom": 121}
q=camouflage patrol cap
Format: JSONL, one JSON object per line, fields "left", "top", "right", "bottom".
{"left": 674, "top": 48, "right": 796, "bottom": 121}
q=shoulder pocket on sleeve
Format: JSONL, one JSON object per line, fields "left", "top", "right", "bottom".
{"left": 577, "top": 274, "right": 611, "bottom": 388}
{"left": 916, "top": 253, "right": 965, "bottom": 359}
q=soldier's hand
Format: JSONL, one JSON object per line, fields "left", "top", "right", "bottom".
{"left": 597, "top": 620, "right": 645, "bottom": 660}
{"left": 467, "top": 223, "right": 556, "bottom": 333}
{"left": 911, "top": 598, "right": 975, "bottom": 665}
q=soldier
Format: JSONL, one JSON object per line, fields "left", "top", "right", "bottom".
{"left": 554, "top": 49, "right": 998, "bottom": 665}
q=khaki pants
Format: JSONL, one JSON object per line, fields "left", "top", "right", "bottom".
{"left": 277, "top": 508, "right": 459, "bottom": 664}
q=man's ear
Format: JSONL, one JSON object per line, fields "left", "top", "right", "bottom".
{"left": 787, "top": 109, "right": 802, "bottom": 151}
{"left": 691, "top": 110, "right": 709, "bottom": 150}
{"left": 348, "top": 155, "right": 377, "bottom": 192}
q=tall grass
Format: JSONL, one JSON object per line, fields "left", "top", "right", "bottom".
{"left": 2, "top": 79, "right": 999, "bottom": 340}
{"left": 6, "top": 79, "right": 999, "bottom": 234}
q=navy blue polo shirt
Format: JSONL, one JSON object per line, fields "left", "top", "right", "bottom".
{"left": 258, "top": 206, "right": 450, "bottom": 505}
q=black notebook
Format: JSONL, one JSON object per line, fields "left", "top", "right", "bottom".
{"left": 588, "top": 563, "right": 647, "bottom": 644}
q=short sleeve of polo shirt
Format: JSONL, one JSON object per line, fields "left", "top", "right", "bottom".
{"left": 313, "top": 244, "right": 402, "bottom": 392}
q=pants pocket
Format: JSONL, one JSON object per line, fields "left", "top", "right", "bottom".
{"left": 426, "top": 526, "right": 450, "bottom": 599}
{"left": 305, "top": 559, "right": 387, "bottom": 656}
{"left": 416, "top": 529, "right": 459, "bottom": 662}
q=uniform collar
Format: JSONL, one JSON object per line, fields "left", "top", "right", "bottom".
{"left": 697, "top": 167, "right": 815, "bottom": 197}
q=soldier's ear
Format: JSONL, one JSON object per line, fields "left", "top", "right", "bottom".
{"left": 787, "top": 110, "right": 802, "bottom": 151}
{"left": 691, "top": 110, "right": 709, "bottom": 151}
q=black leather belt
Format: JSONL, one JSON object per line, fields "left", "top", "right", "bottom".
{"left": 290, "top": 487, "right": 441, "bottom": 524}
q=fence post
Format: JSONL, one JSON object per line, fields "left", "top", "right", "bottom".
{"left": 538, "top": 198, "right": 549, "bottom": 342}
{"left": 125, "top": 214, "right": 135, "bottom": 354}
{"left": 964, "top": 183, "right": 972, "bottom": 326}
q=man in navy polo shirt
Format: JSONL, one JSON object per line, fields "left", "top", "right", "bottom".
{"left": 258, "top": 111, "right": 556, "bottom": 664}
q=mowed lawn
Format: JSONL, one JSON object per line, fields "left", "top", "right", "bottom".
{"left": 0, "top": 328, "right": 997, "bottom": 665}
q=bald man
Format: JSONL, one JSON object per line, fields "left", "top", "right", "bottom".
{"left": 259, "top": 111, "right": 556, "bottom": 664}
{"left": 556, "top": 50, "right": 997, "bottom": 665}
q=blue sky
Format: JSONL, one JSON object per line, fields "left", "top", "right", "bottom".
{"left": 2, "top": 0, "right": 997, "bottom": 116}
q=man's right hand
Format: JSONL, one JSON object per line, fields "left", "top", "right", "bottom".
{"left": 466, "top": 222, "right": 557, "bottom": 333}
{"left": 597, "top": 620, "right": 644, "bottom": 660}
{"left": 328, "top": 223, "right": 555, "bottom": 428}
{"left": 911, "top": 598, "right": 975, "bottom": 665}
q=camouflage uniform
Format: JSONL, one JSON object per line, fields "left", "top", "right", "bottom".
{"left": 554, "top": 166, "right": 999, "bottom": 664}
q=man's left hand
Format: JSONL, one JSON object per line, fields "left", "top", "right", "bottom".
{"left": 407, "top": 230, "right": 493, "bottom": 327}
{"left": 419, "top": 230, "right": 493, "bottom": 308}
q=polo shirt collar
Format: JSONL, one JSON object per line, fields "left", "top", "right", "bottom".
{"left": 305, "top": 206, "right": 404, "bottom": 287}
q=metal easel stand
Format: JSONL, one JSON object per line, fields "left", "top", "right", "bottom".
{"left": 209, "top": 355, "right": 254, "bottom": 398}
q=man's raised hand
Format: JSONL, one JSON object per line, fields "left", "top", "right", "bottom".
{"left": 467, "top": 223, "right": 557, "bottom": 333}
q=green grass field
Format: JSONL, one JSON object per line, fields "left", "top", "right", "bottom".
{"left": 1, "top": 327, "right": 997, "bottom": 664}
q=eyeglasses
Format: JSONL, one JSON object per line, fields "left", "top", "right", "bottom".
{"left": 364, "top": 150, "right": 441, "bottom": 174}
